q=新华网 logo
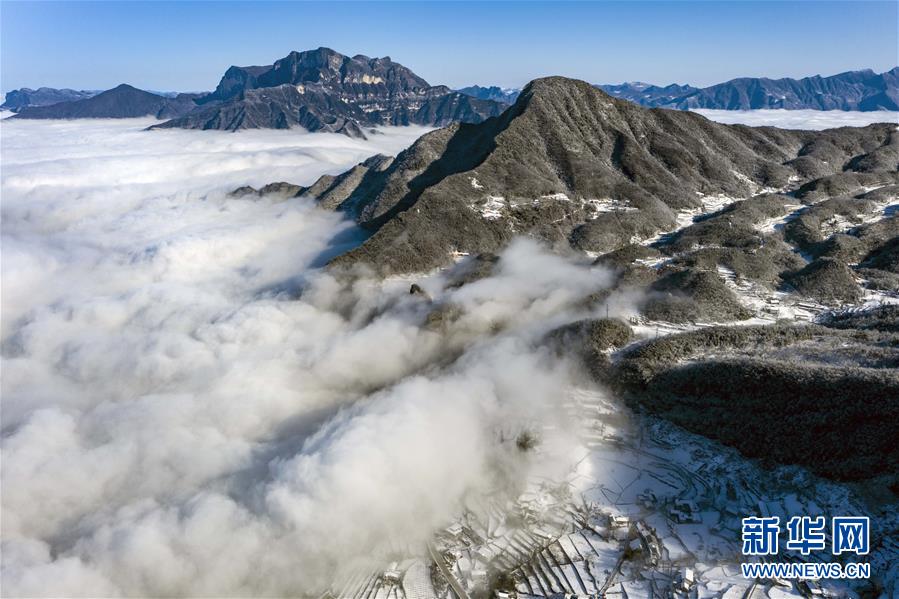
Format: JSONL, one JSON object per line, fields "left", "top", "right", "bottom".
{"left": 739, "top": 515, "right": 871, "bottom": 580}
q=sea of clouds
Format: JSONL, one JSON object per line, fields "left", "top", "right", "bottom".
{"left": 0, "top": 118, "right": 622, "bottom": 596}
{"left": 693, "top": 108, "right": 899, "bottom": 130}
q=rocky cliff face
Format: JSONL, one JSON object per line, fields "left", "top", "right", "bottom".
{"left": 204, "top": 48, "right": 431, "bottom": 102}
{"left": 275, "top": 77, "right": 894, "bottom": 274}
{"left": 152, "top": 48, "right": 506, "bottom": 136}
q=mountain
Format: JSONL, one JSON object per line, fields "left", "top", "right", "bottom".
{"left": 604, "top": 68, "right": 899, "bottom": 111}
{"left": 10, "top": 84, "right": 201, "bottom": 120}
{"left": 266, "top": 76, "right": 896, "bottom": 483}
{"left": 456, "top": 85, "right": 521, "bottom": 104}
{"left": 152, "top": 48, "right": 507, "bottom": 137}
{"left": 2, "top": 87, "right": 99, "bottom": 112}
{"left": 668, "top": 68, "right": 899, "bottom": 110}
{"left": 269, "top": 76, "right": 894, "bottom": 275}
{"left": 596, "top": 82, "right": 698, "bottom": 106}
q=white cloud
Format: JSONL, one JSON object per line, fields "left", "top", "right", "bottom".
{"left": 1, "top": 119, "right": 615, "bottom": 596}
{"left": 692, "top": 108, "right": 899, "bottom": 130}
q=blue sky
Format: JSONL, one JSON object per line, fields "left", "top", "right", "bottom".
{"left": 1, "top": 1, "right": 896, "bottom": 94}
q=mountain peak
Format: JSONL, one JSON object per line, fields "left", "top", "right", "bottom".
{"left": 522, "top": 76, "right": 614, "bottom": 97}
{"left": 282, "top": 47, "right": 338, "bottom": 57}
{"left": 205, "top": 48, "right": 433, "bottom": 103}
{"left": 515, "top": 76, "right": 617, "bottom": 114}
{"left": 524, "top": 75, "right": 583, "bottom": 88}
{"left": 154, "top": 48, "right": 506, "bottom": 133}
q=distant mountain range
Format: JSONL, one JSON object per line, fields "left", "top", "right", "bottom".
{"left": 1, "top": 87, "right": 100, "bottom": 111}
{"left": 672, "top": 68, "right": 898, "bottom": 110}
{"left": 2, "top": 87, "right": 190, "bottom": 113}
{"left": 6, "top": 61, "right": 897, "bottom": 135}
{"left": 455, "top": 85, "right": 521, "bottom": 104}
{"left": 595, "top": 82, "right": 699, "bottom": 107}
{"left": 8, "top": 85, "right": 202, "bottom": 120}
{"left": 457, "top": 68, "right": 899, "bottom": 111}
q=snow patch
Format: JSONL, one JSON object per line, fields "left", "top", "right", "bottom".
{"left": 583, "top": 197, "right": 639, "bottom": 218}
{"left": 470, "top": 195, "right": 506, "bottom": 220}
{"left": 540, "top": 192, "right": 571, "bottom": 202}
{"left": 754, "top": 203, "right": 804, "bottom": 233}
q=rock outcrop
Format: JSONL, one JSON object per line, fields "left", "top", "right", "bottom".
{"left": 151, "top": 48, "right": 506, "bottom": 136}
